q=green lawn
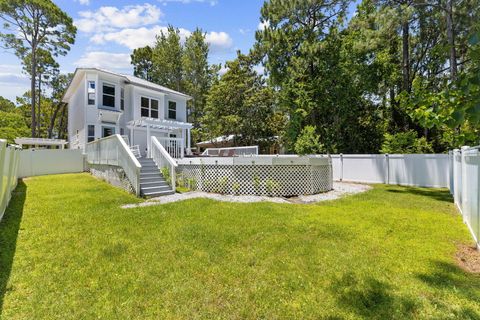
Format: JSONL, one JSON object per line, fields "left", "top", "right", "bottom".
{"left": 0, "top": 174, "right": 479, "bottom": 319}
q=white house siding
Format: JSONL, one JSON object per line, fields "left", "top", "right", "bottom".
{"left": 68, "top": 75, "right": 86, "bottom": 149}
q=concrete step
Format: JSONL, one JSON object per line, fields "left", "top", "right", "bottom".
{"left": 140, "top": 172, "right": 163, "bottom": 177}
{"left": 142, "top": 189, "right": 175, "bottom": 198}
{"left": 140, "top": 176, "right": 164, "bottom": 182}
{"left": 140, "top": 180, "right": 168, "bottom": 187}
{"left": 141, "top": 185, "right": 172, "bottom": 193}
{"left": 140, "top": 168, "right": 160, "bottom": 174}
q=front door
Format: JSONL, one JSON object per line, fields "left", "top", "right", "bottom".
{"left": 102, "top": 126, "right": 115, "bottom": 138}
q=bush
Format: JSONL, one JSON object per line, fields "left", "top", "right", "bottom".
{"left": 380, "top": 130, "right": 434, "bottom": 154}
{"left": 294, "top": 125, "right": 324, "bottom": 155}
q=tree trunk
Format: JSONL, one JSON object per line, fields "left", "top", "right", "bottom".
{"left": 58, "top": 104, "right": 68, "bottom": 139}
{"left": 30, "top": 48, "right": 37, "bottom": 138}
{"left": 402, "top": 20, "right": 410, "bottom": 93}
{"left": 48, "top": 102, "right": 64, "bottom": 139}
{"left": 37, "top": 73, "right": 41, "bottom": 138}
{"left": 446, "top": 0, "right": 457, "bottom": 81}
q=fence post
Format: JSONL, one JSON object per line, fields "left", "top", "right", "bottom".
{"left": 461, "top": 146, "right": 469, "bottom": 221}
{"left": 385, "top": 153, "right": 390, "bottom": 185}
{"left": 340, "top": 153, "right": 343, "bottom": 182}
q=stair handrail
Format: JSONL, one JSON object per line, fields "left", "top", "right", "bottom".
{"left": 151, "top": 136, "right": 178, "bottom": 189}
{"left": 85, "top": 134, "right": 141, "bottom": 196}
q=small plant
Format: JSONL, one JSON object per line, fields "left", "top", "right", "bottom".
{"left": 265, "top": 179, "right": 281, "bottom": 197}
{"left": 253, "top": 175, "right": 261, "bottom": 194}
{"left": 187, "top": 177, "right": 197, "bottom": 190}
{"left": 232, "top": 182, "right": 241, "bottom": 195}
{"left": 161, "top": 167, "right": 171, "bottom": 186}
{"left": 217, "top": 176, "right": 229, "bottom": 194}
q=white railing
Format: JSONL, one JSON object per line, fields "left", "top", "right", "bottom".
{"left": 0, "top": 139, "right": 21, "bottom": 221}
{"left": 451, "top": 146, "right": 480, "bottom": 248}
{"left": 85, "top": 134, "right": 142, "bottom": 196}
{"left": 201, "top": 145, "right": 259, "bottom": 156}
{"left": 151, "top": 136, "right": 177, "bottom": 189}
{"left": 156, "top": 137, "right": 184, "bottom": 159}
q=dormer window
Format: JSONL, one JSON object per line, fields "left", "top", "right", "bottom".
{"left": 102, "top": 84, "right": 115, "bottom": 108}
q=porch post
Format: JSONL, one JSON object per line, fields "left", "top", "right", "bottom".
{"left": 130, "top": 126, "right": 134, "bottom": 146}
{"left": 187, "top": 128, "right": 191, "bottom": 154}
{"left": 146, "top": 124, "right": 151, "bottom": 158}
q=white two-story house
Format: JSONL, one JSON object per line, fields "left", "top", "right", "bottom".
{"left": 63, "top": 68, "right": 193, "bottom": 158}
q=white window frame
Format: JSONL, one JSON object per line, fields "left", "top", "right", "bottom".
{"left": 120, "top": 88, "right": 125, "bottom": 111}
{"left": 140, "top": 96, "right": 160, "bottom": 119}
{"left": 167, "top": 101, "right": 177, "bottom": 120}
{"left": 87, "top": 81, "right": 96, "bottom": 105}
{"left": 101, "top": 125, "right": 116, "bottom": 138}
{"left": 87, "top": 125, "right": 95, "bottom": 142}
{"left": 102, "top": 82, "right": 116, "bottom": 109}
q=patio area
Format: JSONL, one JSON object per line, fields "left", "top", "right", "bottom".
{"left": 1, "top": 173, "right": 479, "bottom": 319}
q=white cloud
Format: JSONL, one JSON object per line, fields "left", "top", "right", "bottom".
{"left": 218, "top": 65, "right": 229, "bottom": 76}
{"left": 75, "top": 52, "right": 132, "bottom": 71}
{"left": 91, "top": 26, "right": 191, "bottom": 50}
{"left": 253, "top": 65, "right": 265, "bottom": 75}
{"left": 238, "top": 28, "right": 251, "bottom": 35}
{"left": 0, "top": 64, "right": 29, "bottom": 102}
{"left": 157, "top": 0, "right": 218, "bottom": 5}
{"left": 258, "top": 20, "right": 270, "bottom": 31}
{"left": 75, "top": 0, "right": 90, "bottom": 5}
{"left": 91, "top": 26, "right": 233, "bottom": 52}
{"left": 205, "top": 31, "right": 233, "bottom": 50}
{"left": 75, "top": 4, "right": 163, "bottom": 33}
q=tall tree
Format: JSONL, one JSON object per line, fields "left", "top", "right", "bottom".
{"left": 0, "top": 0, "right": 76, "bottom": 138}
{"left": 131, "top": 46, "right": 154, "bottom": 81}
{"left": 152, "top": 26, "right": 183, "bottom": 91}
{"left": 201, "top": 53, "right": 283, "bottom": 149}
{"left": 182, "top": 28, "right": 216, "bottom": 132}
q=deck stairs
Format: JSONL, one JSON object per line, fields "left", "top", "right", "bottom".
{"left": 138, "top": 158, "right": 175, "bottom": 198}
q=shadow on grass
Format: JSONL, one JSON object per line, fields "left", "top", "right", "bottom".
{"left": 331, "top": 273, "right": 418, "bottom": 319}
{"left": 386, "top": 187, "right": 453, "bottom": 203}
{"left": 331, "top": 265, "right": 480, "bottom": 319}
{"left": 0, "top": 180, "right": 26, "bottom": 315}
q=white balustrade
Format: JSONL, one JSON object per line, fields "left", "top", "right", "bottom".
{"left": 151, "top": 136, "right": 178, "bottom": 189}
{"left": 85, "top": 134, "right": 141, "bottom": 196}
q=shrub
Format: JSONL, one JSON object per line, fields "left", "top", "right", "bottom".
{"left": 380, "top": 130, "right": 434, "bottom": 154}
{"left": 294, "top": 125, "right": 324, "bottom": 155}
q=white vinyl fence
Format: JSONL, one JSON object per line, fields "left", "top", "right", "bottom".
{"left": 331, "top": 154, "right": 450, "bottom": 188}
{"left": 18, "top": 149, "right": 85, "bottom": 178}
{"left": 0, "top": 140, "right": 21, "bottom": 221}
{"left": 451, "top": 147, "right": 480, "bottom": 248}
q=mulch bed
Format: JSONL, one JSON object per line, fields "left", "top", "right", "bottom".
{"left": 456, "top": 243, "right": 480, "bottom": 274}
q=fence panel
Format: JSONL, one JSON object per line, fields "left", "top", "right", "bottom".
{"left": 0, "top": 140, "right": 21, "bottom": 221}
{"left": 331, "top": 154, "right": 449, "bottom": 187}
{"left": 452, "top": 147, "right": 480, "bottom": 247}
{"left": 18, "top": 149, "right": 85, "bottom": 178}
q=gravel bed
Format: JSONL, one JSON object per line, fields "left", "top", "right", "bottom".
{"left": 121, "top": 182, "right": 371, "bottom": 209}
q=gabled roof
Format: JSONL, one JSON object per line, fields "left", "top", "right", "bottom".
{"left": 62, "top": 68, "right": 192, "bottom": 102}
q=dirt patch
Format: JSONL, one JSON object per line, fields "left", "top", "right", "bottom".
{"left": 456, "top": 243, "right": 480, "bottom": 273}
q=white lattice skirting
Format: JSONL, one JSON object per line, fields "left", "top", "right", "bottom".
{"left": 177, "top": 156, "right": 333, "bottom": 197}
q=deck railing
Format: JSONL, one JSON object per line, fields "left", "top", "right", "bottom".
{"left": 201, "top": 145, "right": 259, "bottom": 156}
{"left": 156, "top": 137, "right": 184, "bottom": 159}
{"left": 0, "top": 139, "right": 21, "bottom": 221}
{"left": 85, "top": 134, "right": 142, "bottom": 196}
{"left": 151, "top": 136, "right": 177, "bottom": 188}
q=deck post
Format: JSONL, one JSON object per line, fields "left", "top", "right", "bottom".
{"left": 146, "top": 124, "right": 151, "bottom": 158}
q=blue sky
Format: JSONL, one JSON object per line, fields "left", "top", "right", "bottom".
{"left": 0, "top": 0, "right": 359, "bottom": 102}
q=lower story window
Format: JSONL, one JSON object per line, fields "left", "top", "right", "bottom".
{"left": 87, "top": 125, "right": 95, "bottom": 142}
{"left": 102, "top": 126, "right": 115, "bottom": 138}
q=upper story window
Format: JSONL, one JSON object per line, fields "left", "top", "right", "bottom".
{"left": 120, "top": 88, "right": 125, "bottom": 111}
{"left": 102, "top": 84, "right": 115, "bottom": 108}
{"left": 168, "top": 101, "right": 176, "bottom": 120}
{"left": 141, "top": 97, "right": 159, "bottom": 119}
{"left": 87, "top": 81, "right": 95, "bottom": 105}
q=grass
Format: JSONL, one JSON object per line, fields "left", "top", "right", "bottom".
{"left": 0, "top": 173, "right": 479, "bottom": 319}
